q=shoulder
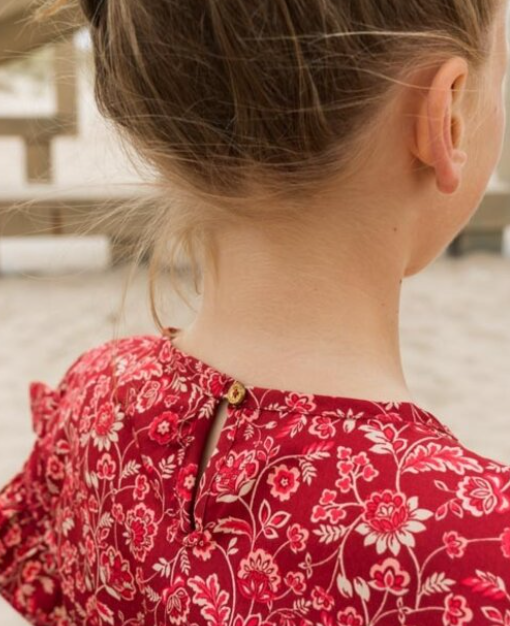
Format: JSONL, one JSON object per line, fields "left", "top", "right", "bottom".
{"left": 365, "top": 415, "right": 510, "bottom": 526}
{"left": 294, "top": 414, "right": 510, "bottom": 616}
{"left": 307, "top": 411, "right": 510, "bottom": 543}
{"left": 24, "top": 333, "right": 170, "bottom": 503}
{"left": 57, "top": 333, "right": 166, "bottom": 388}
{"left": 29, "top": 333, "right": 167, "bottom": 439}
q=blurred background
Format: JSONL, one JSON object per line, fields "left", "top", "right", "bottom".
{"left": 0, "top": 3, "right": 510, "bottom": 623}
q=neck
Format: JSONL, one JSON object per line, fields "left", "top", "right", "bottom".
{"left": 173, "top": 201, "right": 415, "bottom": 404}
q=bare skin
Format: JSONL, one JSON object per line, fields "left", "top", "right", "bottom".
{"left": 173, "top": 1, "right": 510, "bottom": 410}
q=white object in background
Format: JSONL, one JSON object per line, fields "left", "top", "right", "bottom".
{"left": 504, "top": 226, "right": 510, "bottom": 258}
{"left": 0, "top": 236, "right": 111, "bottom": 275}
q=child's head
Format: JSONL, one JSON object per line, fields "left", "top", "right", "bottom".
{"left": 44, "top": 0, "right": 508, "bottom": 326}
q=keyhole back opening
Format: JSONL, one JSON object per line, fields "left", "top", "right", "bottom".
{"left": 189, "top": 397, "right": 231, "bottom": 531}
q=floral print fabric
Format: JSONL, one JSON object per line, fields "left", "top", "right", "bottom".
{"left": 1, "top": 328, "right": 510, "bottom": 626}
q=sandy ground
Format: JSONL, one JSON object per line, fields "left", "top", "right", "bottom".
{"left": 0, "top": 251, "right": 509, "bottom": 623}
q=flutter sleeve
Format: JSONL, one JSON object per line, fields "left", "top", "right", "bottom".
{"left": 0, "top": 369, "right": 75, "bottom": 625}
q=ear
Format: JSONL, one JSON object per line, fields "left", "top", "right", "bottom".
{"left": 411, "top": 57, "right": 469, "bottom": 194}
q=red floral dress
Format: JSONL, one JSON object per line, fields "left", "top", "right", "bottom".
{"left": 1, "top": 328, "right": 510, "bottom": 626}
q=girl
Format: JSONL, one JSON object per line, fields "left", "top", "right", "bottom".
{"left": 1, "top": 0, "right": 510, "bottom": 624}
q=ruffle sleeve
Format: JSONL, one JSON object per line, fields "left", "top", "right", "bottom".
{"left": 0, "top": 378, "right": 70, "bottom": 625}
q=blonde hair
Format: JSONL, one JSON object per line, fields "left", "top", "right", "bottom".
{"left": 38, "top": 0, "right": 499, "bottom": 333}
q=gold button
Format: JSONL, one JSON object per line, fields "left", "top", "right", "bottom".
{"left": 226, "top": 381, "right": 246, "bottom": 406}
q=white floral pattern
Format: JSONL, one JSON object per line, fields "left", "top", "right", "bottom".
{"left": 0, "top": 327, "right": 510, "bottom": 625}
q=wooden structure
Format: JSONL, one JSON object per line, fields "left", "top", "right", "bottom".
{"left": 0, "top": 0, "right": 83, "bottom": 182}
{"left": 0, "top": 1, "right": 81, "bottom": 66}
{"left": 448, "top": 180, "right": 510, "bottom": 255}
{"left": 0, "top": 186, "right": 155, "bottom": 264}
{"left": 0, "top": 0, "right": 153, "bottom": 266}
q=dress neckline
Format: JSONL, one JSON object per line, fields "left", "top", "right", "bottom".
{"left": 160, "top": 325, "right": 459, "bottom": 441}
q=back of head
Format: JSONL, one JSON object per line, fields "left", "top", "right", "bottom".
{"left": 39, "top": 0, "right": 499, "bottom": 323}
{"left": 78, "top": 0, "right": 495, "bottom": 200}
